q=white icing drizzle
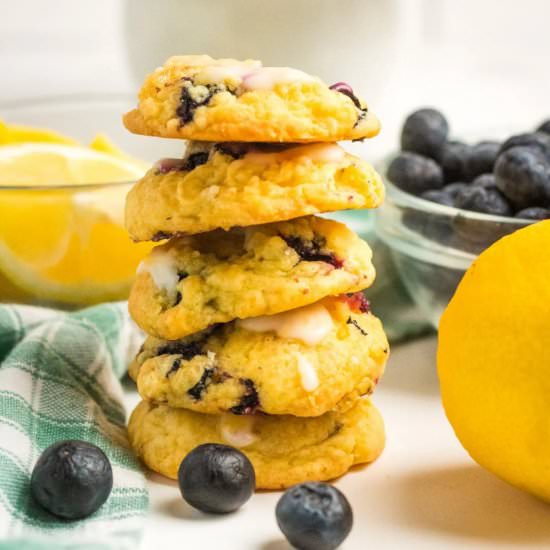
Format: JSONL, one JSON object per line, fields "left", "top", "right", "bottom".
{"left": 197, "top": 61, "right": 317, "bottom": 91}
{"left": 238, "top": 302, "right": 334, "bottom": 346}
{"left": 297, "top": 354, "right": 319, "bottom": 392}
{"left": 245, "top": 143, "right": 345, "bottom": 165}
{"left": 242, "top": 67, "right": 317, "bottom": 90}
{"left": 219, "top": 415, "right": 257, "bottom": 448}
{"left": 137, "top": 250, "right": 179, "bottom": 299}
{"left": 199, "top": 64, "right": 255, "bottom": 83}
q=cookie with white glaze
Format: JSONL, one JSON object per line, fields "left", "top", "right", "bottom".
{"left": 123, "top": 55, "right": 380, "bottom": 143}
{"left": 125, "top": 141, "right": 385, "bottom": 241}
{"left": 129, "top": 216, "right": 375, "bottom": 340}
{"left": 129, "top": 294, "right": 388, "bottom": 417}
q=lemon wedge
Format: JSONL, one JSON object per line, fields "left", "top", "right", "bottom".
{"left": 0, "top": 142, "right": 152, "bottom": 305}
{"left": 89, "top": 133, "right": 150, "bottom": 172}
{"left": 0, "top": 119, "right": 78, "bottom": 146}
{"left": 0, "top": 143, "right": 145, "bottom": 186}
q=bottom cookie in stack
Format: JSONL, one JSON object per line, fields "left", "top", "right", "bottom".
{"left": 128, "top": 397, "right": 385, "bottom": 490}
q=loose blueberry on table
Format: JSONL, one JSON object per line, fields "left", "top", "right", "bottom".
{"left": 387, "top": 107, "right": 550, "bottom": 219}
{"left": 276, "top": 482, "right": 353, "bottom": 550}
{"left": 178, "top": 443, "right": 255, "bottom": 514}
{"left": 31, "top": 440, "right": 113, "bottom": 520}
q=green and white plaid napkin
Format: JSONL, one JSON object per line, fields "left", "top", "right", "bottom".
{"left": 0, "top": 302, "right": 148, "bottom": 550}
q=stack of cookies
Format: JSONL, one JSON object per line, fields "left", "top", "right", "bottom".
{"left": 124, "top": 55, "right": 389, "bottom": 489}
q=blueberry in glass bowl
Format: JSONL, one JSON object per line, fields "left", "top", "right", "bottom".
{"left": 376, "top": 108, "right": 550, "bottom": 328}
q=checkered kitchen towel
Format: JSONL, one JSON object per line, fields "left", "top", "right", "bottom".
{"left": 0, "top": 303, "right": 148, "bottom": 549}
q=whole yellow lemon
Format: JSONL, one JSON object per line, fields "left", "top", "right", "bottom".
{"left": 438, "top": 220, "right": 550, "bottom": 501}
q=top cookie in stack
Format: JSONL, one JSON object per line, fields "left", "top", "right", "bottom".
{"left": 124, "top": 55, "right": 388, "bottom": 489}
{"left": 123, "top": 55, "right": 380, "bottom": 142}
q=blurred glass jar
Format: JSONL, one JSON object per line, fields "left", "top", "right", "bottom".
{"left": 125, "top": 0, "right": 398, "bottom": 88}
{"left": 124, "top": 0, "right": 400, "bottom": 110}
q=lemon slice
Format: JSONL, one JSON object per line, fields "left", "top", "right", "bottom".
{"left": 0, "top": 143, "right": 145, "bottom": 186}
{"left": 0, "top": 119, "right": 78, "bottom": 146}
{"left": 89, "top": 133, "right": 150, "bottom": 172}
{"left": 0, "top": 142, "right": 152, "bottom": 305}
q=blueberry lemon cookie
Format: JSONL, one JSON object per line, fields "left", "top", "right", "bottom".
{"left": 128, "top": 397, "right": 385, "bottom": 489}
{"left": 123, "top": 55, "right": 380, "bottom": 143}
{"left": 129, "top": 294, "right": 388, "bottom": 417}
{"left": 125, "top": 141, "right": 385, "bottom": 241}
{"left": 129, "top": 216, "right": 375, "bottom": 340}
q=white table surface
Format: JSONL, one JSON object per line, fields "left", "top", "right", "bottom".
{"left": 124, "top": 336, "right": 550, "bottom": 549}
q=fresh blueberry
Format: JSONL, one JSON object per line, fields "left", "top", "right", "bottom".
{"left": 471, "top": 174, "right": 497, "bottom": 190}
{"left": 440, "top": 140, "right": 470, "bottom": 182}
{"left": 31, "top": 440, "right": 113, "bottom": 520}
{"left": 466, "top": 141, "right": 500, "bottom": 180}
{"left": 178, "top": 444, "right": 255, "bottom": 514}
{"left": 401, "top": 108, "right": 449, "bottom": 160}
{"left": 443, "top": 182, "right": 469, "bottom": 197}
{"left": 276, "top": 482, "right": 353, "bottom": 550}
{"left": 494, "top": 146, "right": 550, "bottom": 209}
{"left": 420, "top": 189, "right": 455, "bottom": 207}
{"left": 536, "top": 120, "right": 550, "bottom": 136}
{"left": 454, "top": 185, "right": 512, "bottom": 216}
{"left": 387, "top": 152, "right": 444, "bottom": 195}
{"left": 499, "top": 132, "right": 550, "bottom": 161}
{"left": 515, "top": 207, "right": 550, "bottom": 220}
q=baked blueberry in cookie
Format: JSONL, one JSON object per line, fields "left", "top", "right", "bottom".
{"left": 229, "top": 380, "right": 260, "bottom": 415}
{"left": 176, "top": 78, "right": 232, "bottom": 125}
{"left": 123, "top": 55, "right": 380, "bottom": 142}
{"left": 282, "top": 234, "right": 343, "bottom": 268}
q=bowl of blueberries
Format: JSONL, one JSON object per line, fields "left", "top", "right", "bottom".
{"left": 376, "top": 107, "right": 550, "bottom": 328}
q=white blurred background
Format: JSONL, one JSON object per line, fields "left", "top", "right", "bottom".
{"left": 1, "top": 0, "right": 549, "bottom": 158}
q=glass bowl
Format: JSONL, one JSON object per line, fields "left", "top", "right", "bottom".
{"left": 0, "top": 95, "right": 180, "bottom": 308}
{"left": 375, "top": 181, "right": 532, "bottom": 328}
{"left": 329, "top": 209, "right": 433, "bottom": 342}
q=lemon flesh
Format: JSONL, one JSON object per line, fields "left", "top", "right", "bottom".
{"left": 438, "top": 220, "right": 550, "bottom": 502}
{"left": 0, "top": 119, "right": 78, "bottom": 146}
{"left": 0, "top": 143, "right": 144, "bottom": 186}
{"left": 0, "top": 141, "right": 152, "bottom": 306}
